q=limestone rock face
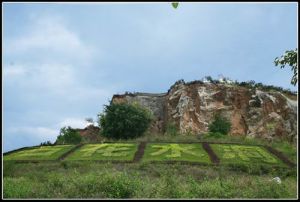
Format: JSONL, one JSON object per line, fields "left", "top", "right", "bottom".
{"left": 111, "top": 82, "right": 297, "bottom": 141}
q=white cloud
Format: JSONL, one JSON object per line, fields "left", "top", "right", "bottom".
{"left": 58, "top": 118, "right": 90, "bottom": 129}
{"left": 6, "top": 15, "right": 96, "bottom": 63}
{"left": 33, "top": 63, "right": 75, "bottom": 90}
{"left": 3, "top": 62, "right": 76, "bottom": 93}
{"left": 3, "top": 14, "right": 106, "bottom": 96}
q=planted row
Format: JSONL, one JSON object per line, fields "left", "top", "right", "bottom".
{"left": 3, "top": 143, "right": 288, "bottom": 167}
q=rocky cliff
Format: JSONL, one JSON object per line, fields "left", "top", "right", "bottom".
{"left": 111, "top": 80, "right": 297, "bottom": 141}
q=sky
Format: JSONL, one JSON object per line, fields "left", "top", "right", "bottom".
{"left": 2, "top": 2, "right": 298, "bottom": 152}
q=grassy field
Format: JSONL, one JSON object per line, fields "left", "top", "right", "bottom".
{"left": 210, "top": 144, "right": 285, "bottom": 166}
{"left": 142, "top": 143, "right": 211, "bottom": 164}
{"left": 3, "top": 145, "right": 75, "bottom": 161}
{"left": 3, "top": 133, "right": 297, "bottom": 199}
{"left": 3, "top": 161, "right": 297, "bottom": 199}
{"left": 4, "top": 142, "right": 288, "bottom": 167}
{"left": 65, "top": 143, "right": 138, "bottom": 161}
{"left": 103, "top": 132, "right": 297, "bottom": 164}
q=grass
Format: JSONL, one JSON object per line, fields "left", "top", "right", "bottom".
{"left": 102, "top": 132, "right": 200, "bottom": 143}
{"left": 65, "top": 143, "right": 138, "bottom": 161}
{"left": 3, "top": 145, "right": 75, "bottom": 161}
{"left": 3, "top": 161, "right": 297, "bottom": 199}
{"left": 142, "top": 143, "right": 211, "bottom": 164}
{"left": 198, "top": 133, "right": 297, "bottom": 164}
{"left": 2, "top": 133, "right": 297, "bottom": 198}
{"left": 210, "top": 144, "right": 285, "bottom": 166}
{"left": 270, "top": 141, "right": 297, "bottom": 164}
{"left": 3, "top": 140, "right": 292, "bottom": 168}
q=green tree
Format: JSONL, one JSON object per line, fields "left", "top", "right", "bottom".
{"left": 98, "top": 103, "right": 153, "bottom": 139}
{"left": 208, "top": 114, "right": 231, "bottom": 135}
{"left": 56, "top": 126, "right": 82, "bottom": 144}
{"left": 274, "top": 49, "right": 298, "bottom": 86}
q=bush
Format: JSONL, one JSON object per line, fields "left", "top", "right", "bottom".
{"left": 98, "top": 103, "right": 153, "bottom": 139}
{"left": 252, "top": 96, "right": 261, "bottom": 107}
{"left": 40, "top": 141, "right": 52, "bottom": 146}
{"left": 165, "top": 122, "right": 179, "bottom": 136}
{"left": 55, "top": 126, "right": 82, "bottom": 144}
{"left": 208, "top": 114, "right": 231, "bottom": 135}
{"left": 206, "top": 132, "right": 224, "bottom": 139}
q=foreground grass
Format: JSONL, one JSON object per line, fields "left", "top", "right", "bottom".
{"left": 3, "top": 161, "right": 297, "bottom": 199}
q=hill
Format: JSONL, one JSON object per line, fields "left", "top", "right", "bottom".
{"left": 112, "top": 79, "right": 297, "bottom": 142}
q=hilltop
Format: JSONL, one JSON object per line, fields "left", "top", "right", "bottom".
{"left": 112, "top": 79, "right": 297, "bottom": 142}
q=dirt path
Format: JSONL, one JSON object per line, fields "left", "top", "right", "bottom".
{"left": 264, "top": 146, "right": 296, "bottom": 168}
{"left": 202, "top": 142, "right": 220, "bottom": 165}
{"left": 58, "top": 144, "right": 85, "bottom": 160}
{"left": 133, "top": 142, "right": 147, "bottom": 163}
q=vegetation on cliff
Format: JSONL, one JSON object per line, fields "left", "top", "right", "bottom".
{"left": 56, "top": 127, "right": 82, "bottom": 145}
{"left": 98, "top": 103, "right": 153, "bottom": 139}
{"left": 208, "top": 114, "right": 231, "bottom": 136}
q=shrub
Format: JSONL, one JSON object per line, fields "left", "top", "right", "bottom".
{"left": 100, "top": 172, "right": 139, "bottom": 198}
{"left": 208, "top": 114, "right": 231, "bottom": 135}
{"left": 98, "top": 103, "right": 153, "bottom": 139}
{"left": 165, "top": 122, "right": 179, "bottom": 136}
{"left": 40, "top": 141, "right": 52, "bottom": 146}
{"left": 55, "top": 126, "right": 82, "bottom": 144}
{"left": 206, "top": 132, "right": 224, "bottom": 139}
{"left": 252, "top": 96, "right": 261, "bottom": 107}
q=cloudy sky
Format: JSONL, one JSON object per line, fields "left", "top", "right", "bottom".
{"left": 2, "top": 2, "right": 297, "bottom": 152}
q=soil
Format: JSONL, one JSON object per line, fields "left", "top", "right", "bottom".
{"left": 133, "top": 142, "right": 147, "bottom": 163}
{"left": 58, "top": 144, "right": 85, "bottom": 160}
{"left": 202, "top": 142, "right": 220, "bottom": 165}
{"left": 264, "top": 146, "right": 296, "bottom": 168}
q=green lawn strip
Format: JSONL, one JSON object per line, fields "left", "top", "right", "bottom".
{"left": 3, "top": 145, "right": 75, "bottom": 161}
{"left": 210, "top": 144, "right": 286, "bottom": 167}
{"left": 142, "top": 143, "right": 211, "bottom": 164}
{"left": 270, "top": 141, "right": 297, "bottom": 164}
{"left": 64, "top": 143, "right": 138, "bottom": 161}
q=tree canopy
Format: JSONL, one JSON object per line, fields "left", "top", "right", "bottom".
{"left": 274, "top": 49, "right": 298, "bottom": 86}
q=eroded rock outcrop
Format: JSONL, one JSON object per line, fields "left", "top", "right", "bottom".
{"left": 111, "top": 81, "right": 297, "bottom": 141}
{"left": 76, "top": 125, "right": 102, "bottom": 142}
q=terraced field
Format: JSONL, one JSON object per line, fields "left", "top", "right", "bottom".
{"left": 142, "top": 143, "right": 211, "bottom": 164}
{"left": 65, "top": 143, "right": 138, "bottom": 161}
{"left": 210, "top": 144, "right": 285, "bottom": 166}
{"left": 3, "top": 145, "right": 75, "bottom": 161}
{"left": 3, "top": 142, "right": 294, "bottom": 168}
